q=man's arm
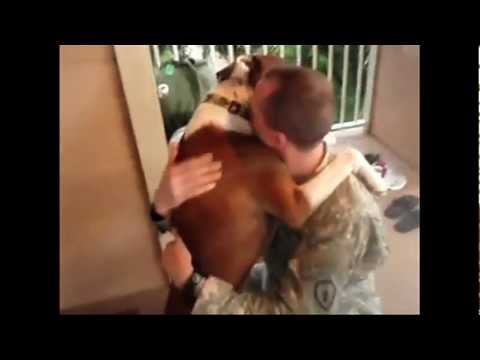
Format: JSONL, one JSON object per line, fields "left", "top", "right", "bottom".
{"left": 194, "top": 220, "right": 305, "bottom": 314}
{"left": 299, "top": 147, "right": 387, "bottom": 211}
{"left": 191, "top": 274, "right": 299, "bottom": 314}
{"left": 287, "top": 175, "right": 389, "bottom": 315}
{"left": 163, "top": 192, "right": 388, "bottom": 315}
{"left": 153, "top": 127, "right": 222, "bottom": 251}
{"left": 162, "top": 235, "right": 303, "bottom": 314}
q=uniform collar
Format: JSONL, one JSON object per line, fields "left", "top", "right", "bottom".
{"left": 314, "top": 141, "right": 331, "bottom": 174}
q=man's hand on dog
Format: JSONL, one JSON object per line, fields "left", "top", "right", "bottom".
{"left": 154, "top": 142, "right": 223, "bottom": 215}
{"left": 162, "top": 232, "right": 194, "bottom": 289}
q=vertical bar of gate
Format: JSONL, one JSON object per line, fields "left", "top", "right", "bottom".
{"left": 328, "top": 45, "right": 334, "bottom": 81}
{"left": 209, "top": 45, "right": 216, "bottom": 69}
{"left": 363, "top": 45, "right": 379, "bottom": 127}
{"left": 297, "top": 45, "right": 302, "bottom": 66}
{"left": 339, "top": 45, "right": 350, "bottom": 124}
{"left": 353, "top": 45, "right": 365, "bottom": 121}
{"left": 172, "top": 45, "right": 180, "bottom": 61}
{"left": 312, "top": 45, "right": 318, "bottom": 70}
{"left": 152, "top": 45, "right": 161, "bottom": 68}
{"left": 228, "top": 45, "right": 235, "bottom": 62}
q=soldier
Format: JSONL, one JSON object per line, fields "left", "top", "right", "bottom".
{"left": 159, "top": 66, "right": 389, "bottom": 314}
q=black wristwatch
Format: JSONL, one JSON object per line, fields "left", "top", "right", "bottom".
{"left": 149, "top": 205, "right": 172, "bottom": 234}
{"left": 181, "top": 271, "right": 206, "bottom": 302}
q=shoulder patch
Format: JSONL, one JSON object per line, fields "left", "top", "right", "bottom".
{"left": 314, "top": 278, "right": 337, "bottom": 311}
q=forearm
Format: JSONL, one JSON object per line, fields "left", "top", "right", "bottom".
{"left": 153, "top": 125, "right": 186, "bottom": 217}
{"left": 300, "top": 148, "right": 387, "bottom": 211}
{"left": 299, "top": 152, "right": 357, "bottom": 210}
{"left": 351, "top": 150, "right": 388, "bottom": 195}
{"left": 153, "top": 190, "right": 172, "bottom": 217}
{"left": 192, "top": 276, "right": 294, "bottom": 315}
{"left": 153, "top": 126, "right": 221, "bottom": 217}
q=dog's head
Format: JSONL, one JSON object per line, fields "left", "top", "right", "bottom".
{"left": 214, "top": 55, "right": 284, "bottom": 107}
{"left": 217, "top": 54, "right": 285, "bottom": 87}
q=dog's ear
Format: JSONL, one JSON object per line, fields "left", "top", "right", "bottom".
{"left": 216, "top": 63, "right": 236, "bottom": 82}
{"left": 247, "top": 55, "right": 264, "bottom": 87}
{"left": 247, "top": 55, "right": 285, "bottom": 87}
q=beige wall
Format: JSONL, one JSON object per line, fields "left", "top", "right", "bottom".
{"left": 60, "top": 45, "right": 167, "bottom": 312}
{"left": 369, "top": 45, "right": 420, "bottom": 171}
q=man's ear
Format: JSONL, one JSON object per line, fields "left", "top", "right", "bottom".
{"left": 247, "top": 55, "right": 264, "bottom": 87}
{"left": 264, "top": 130, "right": 287, "bottom": 152}
{"left": 216, "top": 63, "right": 235, "bottom": 82}
{"left": 275, "top": 132, "right": 289, "bottom": 151}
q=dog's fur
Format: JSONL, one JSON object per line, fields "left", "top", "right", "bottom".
{"left": 164, "top": 55, "right": 386, "bottom": 314}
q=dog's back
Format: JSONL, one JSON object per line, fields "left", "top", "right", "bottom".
{"left": 173, "top": 127, "right": 283, "bottom": 283}
{"left": 164, "top": 54, "right": 303, "bottom": 314}
{"left": 165, "top": 126, "right": 288, "bottom": 314}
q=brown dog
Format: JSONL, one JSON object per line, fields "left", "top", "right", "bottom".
{"left": 164, "top": 55, "right": 386, "bottom": 314}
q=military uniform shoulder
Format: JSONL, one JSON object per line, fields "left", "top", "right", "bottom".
{"left": 311, "top": 152, "right": 380, "bottom": 222}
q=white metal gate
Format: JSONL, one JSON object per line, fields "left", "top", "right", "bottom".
{"left": 150, "top": 45, "right": 379, "bottom": 131}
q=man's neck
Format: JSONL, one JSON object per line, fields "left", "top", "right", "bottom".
{"left": 284, "top": 141, "right": 327, "bottom": 183}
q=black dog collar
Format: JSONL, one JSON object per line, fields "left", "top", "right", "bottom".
{"left": 203, "top": 94, "right": 250, "bottom": 120}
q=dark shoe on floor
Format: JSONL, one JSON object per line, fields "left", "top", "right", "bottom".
{"left": 384, "top": 195, "right": 420, "bottom": 219}
{"left": 394, "top": 207, "right": 420, "bottom": 233}
{"left": 365, "top": 153, "right": 381, "bottom": 164}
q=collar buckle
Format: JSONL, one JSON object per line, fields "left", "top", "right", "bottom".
{"left": 228, "top": 101, "right": 241, "bottom": 114}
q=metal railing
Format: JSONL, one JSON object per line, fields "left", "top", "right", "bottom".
{"left": 150, "top": 45, "right": 379, "bottom": 131}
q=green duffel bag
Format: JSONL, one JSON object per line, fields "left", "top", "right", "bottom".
{"left": 153, "top": 58, "right": 218, "bottom": 140}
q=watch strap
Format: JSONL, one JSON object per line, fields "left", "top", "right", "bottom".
{"left": 181, "top": 272, "right": 205, "bottom": 302}
{"left": 150, "top": 205, "right": 172, "bottom": 233}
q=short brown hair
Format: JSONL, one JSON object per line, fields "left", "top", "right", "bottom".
{"left": 260, "top": 66, "right": 335, "bottom": 150}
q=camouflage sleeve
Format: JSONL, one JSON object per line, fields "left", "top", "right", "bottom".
{"left": 356, "top": 204, "right": 389, "bottom": 277}
{"left": 191, "top": 175, "right": 389, "bottom": 315}
{"left": 298, "top": 216, "right": 387, "bottom": 315}
{"left": 297, "top": 175, "right": 389, "bottom": 314}
{"left": 191, "top": 270, "right": 302, "bottom": 315}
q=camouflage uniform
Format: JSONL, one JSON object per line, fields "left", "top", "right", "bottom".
{"left": 191, "top": 149, "right": 389, "bottom": 315}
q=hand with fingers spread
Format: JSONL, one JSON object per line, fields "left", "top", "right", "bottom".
{"left": 153, "top": 142, "right": 223, "bottom": 216}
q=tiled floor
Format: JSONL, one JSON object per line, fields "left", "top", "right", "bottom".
{"left": 333, "top": 128, "right": 420, "bottom": 314}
